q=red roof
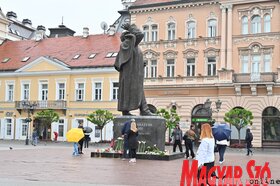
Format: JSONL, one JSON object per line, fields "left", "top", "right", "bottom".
{"left": 132, "top": 0, "right": 173, "bottom": 6}
{"left": 0, "top": 33, "right": 121, "bottom": 70}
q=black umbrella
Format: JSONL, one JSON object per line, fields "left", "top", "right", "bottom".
{"left": 212, "top": 123, "right": 231, "bottom": 141}
{"left": 84, "top": 126, "right": 93, "bottom": 133}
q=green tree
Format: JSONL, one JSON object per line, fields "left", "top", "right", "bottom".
{"left": 156, "top": 108, "right": 180, "bottom": 142}
{"left": 34, "top": 109, "right": 60, "bottom": 140}
{"left": 87, "top": 109, "right": 114, "bottom": 142}
{"left": 224, "top": 108, "right": 253, "bottom": 144}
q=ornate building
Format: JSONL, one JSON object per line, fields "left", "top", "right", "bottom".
{"left": 129, "top": 0, "right": 280, "bottom": 147}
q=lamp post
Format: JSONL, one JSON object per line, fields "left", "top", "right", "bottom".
{"left": 22, "top": 101, "right": 37, "bottom": 145}
{"left": 203, "top": 99, "right": 222, "bottom": 123}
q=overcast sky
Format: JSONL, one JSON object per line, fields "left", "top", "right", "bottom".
{"left": 0, "top": 0, "right": 124, "bottom": 35}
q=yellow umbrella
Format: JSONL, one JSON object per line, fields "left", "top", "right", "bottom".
{"left": 66, "top": 128, "right": 85, "bottom": 142}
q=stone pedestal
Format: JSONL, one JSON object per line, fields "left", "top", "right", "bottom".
{"left": 113, "top": 116, "right": 166, "bottom": 151}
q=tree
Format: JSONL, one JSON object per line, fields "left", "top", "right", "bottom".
{"left": 224, "top": 108, "right": 253, "bottom": 144}
{"left": 34, "top": 109, "right": 59, "bottom": 140}
{"left": 156, "top": 108, "right": 180, "bottom": 142}
{"left": 87, "top": 109, "right": 114, "bottom": 142}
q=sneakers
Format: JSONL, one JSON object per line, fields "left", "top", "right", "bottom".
{"left": 219, "top": 159, "right": 225, "bottom": 164}
{"left": 129, "top": 158, "right": 136, "bottom": 163}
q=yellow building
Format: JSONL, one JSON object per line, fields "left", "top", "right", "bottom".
{"left": 0, "top": 32, "right": 121, "bottom": 142}
{"left": 130, "top": 0, "right": 280, "bottom": 147}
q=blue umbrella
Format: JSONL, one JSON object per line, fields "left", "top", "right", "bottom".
{"left": 212, "top": 123, "right": 231, "bottom": 141}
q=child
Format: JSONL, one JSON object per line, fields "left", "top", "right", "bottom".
{"left": 73, "top": 142, "right": 79, "bottom": 156}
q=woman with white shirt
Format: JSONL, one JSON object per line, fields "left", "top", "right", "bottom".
{"left": 196, "top": 123, "right": 215, "bottom": 183}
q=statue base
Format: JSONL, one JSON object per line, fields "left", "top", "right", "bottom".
{"left": 113, "top": 116, "right": 166, "bottom": 151}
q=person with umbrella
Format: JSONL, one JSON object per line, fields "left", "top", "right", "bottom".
{"left": 78, "top": 120, "right": 85, "bottom": 154}
{"left": 212, "top": 123, "right": 231, "bottom": 164}
{"left": 83, "top": 126, "right": 93, "bottom": 148}
{"left": 66, "top": 127, "right": 85, "bottom": 156}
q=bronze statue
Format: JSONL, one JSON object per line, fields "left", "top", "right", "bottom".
{"left": 114, "top": 23, "right": 154, "bottom": 116}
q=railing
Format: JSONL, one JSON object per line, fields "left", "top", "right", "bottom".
{"left": 233, "top": 72, "right": 277, "bottom": 83}
{"left": 15, "top": 100, "right": 67, "bottom": 110}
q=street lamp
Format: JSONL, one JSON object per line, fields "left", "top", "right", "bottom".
{"left": 22, "top": 101, "right": 37, "bottom": 145}
{"left": 203, "top": 99, "right": 222, "bottom": 123}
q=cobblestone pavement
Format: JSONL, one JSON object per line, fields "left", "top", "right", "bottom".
{"left": 0, "top": 140, "right": 279, "bottom": 186}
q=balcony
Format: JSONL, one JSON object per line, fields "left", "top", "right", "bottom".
{"left": 15, "top": 100, "right": 67, "bottom": 114}
{"left": 233, "top": 72, "right": 277, "bottom": 83}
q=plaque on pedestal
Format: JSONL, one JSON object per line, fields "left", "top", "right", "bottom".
{"left": 113, "top": 116, "right": 166, "bottom": 151}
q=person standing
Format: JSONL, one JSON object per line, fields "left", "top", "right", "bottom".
{"left": 84, "top": 133, "right": 90, "bottom": 148}
{"left": 171, "top": 124, "right": 183, "bottom": 153}
{"left": 78, "top": 120, "right": 85, "bottom": 154}
{"left": 32, "top": 128, "right": 38, "bottom": 146}
{"left": 114, "top": 23, "right": 154, "bottom": 116}
{"left": 245, "top": 128, "right": 253, "bottom": 156}
{"left": 216, "top": 138, "right": 229, "bottom": 164}
{"left": 196, "top": 123, "right": 216, "bottom": 185}
{"left": 73, "top": 142, "right": 79, "bottom": 156}
{"left": 127, "top": 119, "right": 138, "bottom": 163}
{"left": 121, "top": 119, "right": 131, "bottom": 160}
{"left": 183, "top": 125, "right": 196, "bottom": 159}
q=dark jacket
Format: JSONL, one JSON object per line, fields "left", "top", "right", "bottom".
{"left": 128, "top": 130, "right": 138, "bottom": 149}
{"left": 245, "top": 129, "right": 253, "bottom": 146}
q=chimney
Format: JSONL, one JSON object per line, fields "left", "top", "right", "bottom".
{"left": 22, "top": 19, "right": 32, "bottom": 27}
{"left": 108, "top": 25, "right": 116, "bottom": 36}
{"left": 6, "top": 11, "right": 17, "bottom": 21}
{"left": 35, "top": 25, "right": 46, "bottom": 41}
{"left": 83, "top": 27, "right": 89, "bottom": 38}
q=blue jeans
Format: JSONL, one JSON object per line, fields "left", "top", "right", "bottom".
{"left": 73, "top": 143, "right": 79, "bottom": 156}
{"left": 217, "top": 145, "right": 227, "bottom": 162}
{"left": 32, "top": 136, "right": 37, "bottom": 146}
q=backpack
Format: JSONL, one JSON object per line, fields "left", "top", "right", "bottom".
{"left": 248, "top": 132, "right": 253, "bottom": 142}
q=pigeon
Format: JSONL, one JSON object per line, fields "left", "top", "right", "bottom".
{"left": 9, "top": 147, "right": 13, "bottom": 150}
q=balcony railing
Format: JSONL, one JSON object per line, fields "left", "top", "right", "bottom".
{"left": 233, "top": 72, "right": 277, "bottom": 83}
{"left": 15, "top": 100, "right": 67, "bottom": 110}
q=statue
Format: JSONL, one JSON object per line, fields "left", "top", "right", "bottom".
{"left": 114, "top": 23, "right": 154, "bottom": 116}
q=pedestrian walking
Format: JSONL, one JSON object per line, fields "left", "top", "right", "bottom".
{"left": 78, "top": 120, "right": 85, "bottom": 154}
{"left": 171, "top": 124, "right": 183, "bottom": 153}
{"left": 196, "top": 123, "right": 216, "bottom": 185}
{"left": 245, "top": 128, "right": 253, "bottom": 156}
{"left": 32, "top": 128, "right": 38, "bottom": 146}
{"left": 128, "top": 119, "right": 138, "bottom": 163}
{"left": 53, "top": 131, "right": 58, "bottom": 142}
{"left": 183, "top": 125, "right": 196, "bottom": 159}
{"left": 121, "top": 120, "right": 131, "bottom": 160}
{"left": 216, "top": 138, "right": 229, "bottom": 164}
{"left": 84, "top": 133, "right": 90, "bottom": 148}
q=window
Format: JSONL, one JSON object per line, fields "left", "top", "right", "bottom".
{"left": 2, "top": 58, "right": 10, "bottom": 63}
{"left": 21, "top": 57, "right": 30, "bottom": 62}
{"left": 22, "top": 83, "right": 30, "bottom": 100}
{"left": 264, "top": 54, "right": 271, "bottom": 72}
{"left": 41, "top": 84, "right": 48, "bottom": 100}
{"left": 207, "top": 57, "right": 216, "bottom": 76}
{"left": 106, "top": 52, "right": 118, "bottom": 58}
{"left": 251, "top": 55, "right": 260, "bottom": 73}
{"left": 144, "top": 60, "right": 149, "bottom": 78}
{"left": 251, "top": 16, "right": 261, "bottom": 34}
{"left": 241, "top": 16, "right": 248, "bottom": 35}
{"left": 6, "top": 84, "right": 14, "bottom": 102}
{"left": 150, "top": 60, "right": 157, "bottom": 78}
{"left": 166, "top": 59, "right": 175, "bottom": 77}
{"left": 6, "top": 119, "right": 12, "bottom": 136}
{"left": 112, "top": 82, "right": 119, "bottom": 100}
{"left": 187, "top": 21, "right": 196, "bottom": 39}
{"left": 208, "top": 19, "right": 217, "bottom": 37}
{"left": 88, "top": 53, "right": 97, "bottom": 59}
{"left": 143, "top": 25, "right": 149, "bottom": 42}
{"left": 58, "top": 119, "right": 64, "bottom": 137}
{"left": 58, "top": 83, "right": 65, "bottom": 100}
{"left": 93, "top": 82, "right": 102, "bottom": 101}
{"left": 151, "top": 25, "right": 158, "bottom": 41}
{"left": 75, "top": 83, "right": 85, "bottom": 101}
{"left": 186, "top": 58, "right": 195, "bottom": 76}
{"left": 264, "top": 14, "right": 271, "bottom": 33}
{"left": 21, "top": 119, "right": 27, "bottom": 136}
{"left": 241, "top": 55, "right": 249, "bottom": 73}
{"left": 73, "top": 54, "right": 81, "bottom": 59}
{"left": 167, "top": 23, "right": 176, "bottom": 40}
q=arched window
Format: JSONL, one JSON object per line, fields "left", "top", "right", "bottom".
{"left": 241, "top": 16, "right": 248, "bottom": 34}
{"left": 208, "top": 19, "right": 217, "bottom": 37}
{"left": 264, "top": 14, "right": 271, "bottom": 33}
{"left": 251, "top": 16, "right": 261, "bottom": 34}
{"left": 187, "top": 21, "right": 196, "bottom": 39}
{"left": 167, "top": 22, "right": 176, "bottom": 40}
{"left": 143, "top": 25, "right": 149, "bottom": 42}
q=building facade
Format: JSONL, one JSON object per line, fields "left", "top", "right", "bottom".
{"left": 0, "top": 32, "right": 121, "bottom": 142}
{"left": 129, "top": 0, "right": 280, "bottom": 147}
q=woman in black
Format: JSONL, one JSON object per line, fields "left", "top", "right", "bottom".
{"left": 245, "top": 128, "right": 253, "bottom": 156}
{"left": 128, "top": 120, "right": 138, "bottom": 163}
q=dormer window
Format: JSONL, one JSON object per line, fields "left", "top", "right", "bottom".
{"left": 2, "top": 58, "right": 10, "bottom": 63}
{"left": 21, "top": 57, "right": 30, "bottom": 62}
{"left": 73, "top": 54, "right": 81, "bottom": 59}
{"left": 88, "top": 53, "right": 97, "bottom": 59}
{"left": 106, "top": 52, "right": 118, "bottom": 58}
